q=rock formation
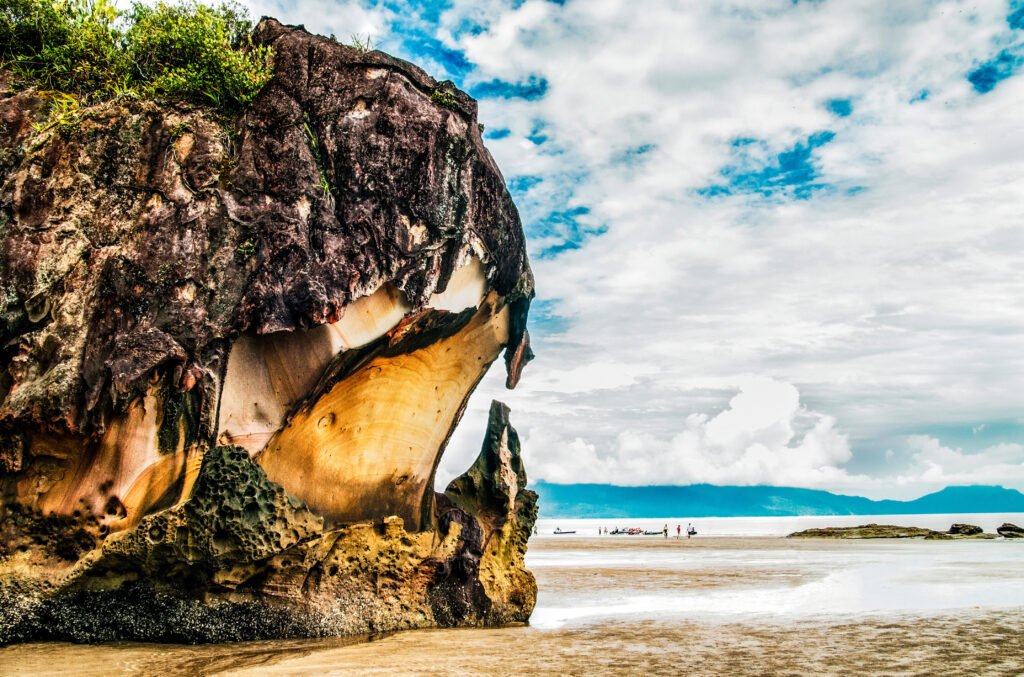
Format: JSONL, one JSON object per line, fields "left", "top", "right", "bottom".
{"left": 947, "top": 523, "right": 983, "bottom": 536}
{"left": 996, "top": 523, "right": 1023, "bottom": 538}
{"left": 788, "top": 524, "right": 938, "bottom": 539}
{"left": 0, "top": 19, "right": 537, "bottom": 643}
{"left": 788, "top": 524, "right": 996, "bottom": 539}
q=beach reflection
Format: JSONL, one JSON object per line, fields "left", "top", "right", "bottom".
{"left": 3, "top": 532, "right": 1023, "bottom": 676}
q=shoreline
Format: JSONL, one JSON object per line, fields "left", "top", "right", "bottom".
{"left": 533, "top": 511, "right": 1024, "bottom": 539}
{"left": 3, "top": 608, "right": 1021, "bottom": 676}
{"left": 3, "top": 534, "right": 1023, "bottom": 675}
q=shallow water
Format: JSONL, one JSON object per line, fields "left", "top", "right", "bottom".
{"left": 528, "top": 535, "right": 1024, "bottom": 628}
{"left": 3, "top": 515, "right": 1023, "bottom": 675}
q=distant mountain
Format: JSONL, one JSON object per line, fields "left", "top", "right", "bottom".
{"left": 532, "top": 482, "right": 1024, "bottom": 518}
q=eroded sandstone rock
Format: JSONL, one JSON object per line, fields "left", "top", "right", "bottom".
{"left": 0, "top": 19, "right": 537, "bottom": 643}
{"left": 443, "top": 400, "right": 538, "bottom": 625}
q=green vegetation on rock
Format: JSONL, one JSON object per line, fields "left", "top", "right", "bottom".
{"left": 0, "top": 0, "right": 273, "bottom": 111}
{"left": 430, "top": 83, "right": 460, "bottom": 111}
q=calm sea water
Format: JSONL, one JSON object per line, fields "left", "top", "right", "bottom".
{"left": 528, "top": 513, "right": 1024, "bottom": 630}
{"left": 535, "top": 512, "right": 1024, "bottom": 537}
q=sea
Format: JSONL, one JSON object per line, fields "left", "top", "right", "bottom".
{"left": 529, "top": 513, "right": 1024, "bottom": 627}
{"left": 534, "top": 511, "right": 1024, "bottom": 538}
{"left": 2, "top": 513, "right": 1023, "bottom": 676}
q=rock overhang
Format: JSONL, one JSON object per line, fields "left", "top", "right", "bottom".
{"left": 0, "top": 18, "right": 538, "bottom": 642}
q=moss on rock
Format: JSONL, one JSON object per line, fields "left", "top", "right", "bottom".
{"left": 96, "top": 445, "right": 323, "bottom": 581}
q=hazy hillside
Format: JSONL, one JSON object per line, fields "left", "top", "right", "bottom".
{"left": 533, "top": 483, "right": 1024, "bottom": 518}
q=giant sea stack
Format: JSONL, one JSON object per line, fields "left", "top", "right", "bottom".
{"left": 0, "top": 19, "right": 537, "bottom": 643}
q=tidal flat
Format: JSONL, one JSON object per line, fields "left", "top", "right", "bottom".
{"left": 3, "top": 531, "right": 1022, "bottom": 676}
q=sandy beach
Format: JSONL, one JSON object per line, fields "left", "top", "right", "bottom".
{"left": 6, "top": 608, "right": 1017, "bottom": 676}
{"left": 3, "top": 530, "right": 1022, "bottom": 676}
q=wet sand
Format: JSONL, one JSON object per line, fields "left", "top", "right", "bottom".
{"left": 5, "top": 611, "right": 1019, "bottom": 676}
{"left": 3, "top": 536, "right": 1022, "bottom": 676}
{"left": 229, "top": 611, "right": 1024, "bottom": 676}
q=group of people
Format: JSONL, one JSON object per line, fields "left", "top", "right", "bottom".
{"left": 594, "top": 523, "right": 698, "bottom": 538}
{"left": 670, "top": 523, "right": 697, "bottom": 538}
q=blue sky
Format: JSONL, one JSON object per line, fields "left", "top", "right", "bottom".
{"left": 242, "top": 0, "right": 1024, "bottom": 499}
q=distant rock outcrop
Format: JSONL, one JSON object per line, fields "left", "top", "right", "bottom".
{"left": 997, "top": 523, "right": 1024, "bottom": 538}
{"left": 788, "top": 524, "right": 996, "bottom": 539}
{"left": 0, "top": 19, "right": 536, "bottom": 643}
{"left": 788, "top": 524, "right": 938, "bottom": 539}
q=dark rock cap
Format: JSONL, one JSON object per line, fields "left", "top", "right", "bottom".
{"left": 0, "top": 18, "right": 533, "bottom": 438}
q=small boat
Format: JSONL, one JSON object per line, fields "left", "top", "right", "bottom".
{"left": 553, "top": 528, "right": 576, "bottom": 535}
{"left": 643, "top": 530, "right": 662, "bottom": 536}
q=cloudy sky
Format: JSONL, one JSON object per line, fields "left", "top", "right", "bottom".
{"left": 244, "top": 0, "right": 1024, "bottom": 499}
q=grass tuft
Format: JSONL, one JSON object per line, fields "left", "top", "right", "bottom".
{"left": 0, "top": 0, "right": 274, "bottom": 113}
{"left": 430, "top": 83, "right": 460, "bottom": 111}
{"left": 346, "top": 33, "right": 373, "bottom": 53}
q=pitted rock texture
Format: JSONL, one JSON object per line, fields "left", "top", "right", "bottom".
{"left": 443, "top": 400, "right": 538, "bottom": 624}
{"left": 0, "top": 19, "right": 538, "bottom": 643}
{"left": 1, "top": 402, "right": 535, "bottom": 643}
{"left": 97, "top": 445, "right": 324, "bottom": 577}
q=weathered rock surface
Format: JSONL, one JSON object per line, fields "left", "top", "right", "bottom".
{"left": 947, "top": 523, "right": 983, "bottom": 536}
{"left": 997, "top": 523, "right": 1024, "bottom": 538}
{"left": 0, "top": 19, "right": 537, "bottom": 643}
{"left": 926, "top": 524, "right": 996, "bottom": 540}
{"left": 788, "top": 524, "right": 937, "bottom": 539}
{"left": 442, "top": 400, "right": 538, "bottom": 625}
{"left": 788, "top": 524, "right": 995, "bottom": 540}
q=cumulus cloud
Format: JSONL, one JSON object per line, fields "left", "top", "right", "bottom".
{"left": 893, "top": 435, "right": 1024, "bottom": 496}
{"left": 513, "top": 377, "right": 867, "bottom": 489}
{"left": 438, "top": 376, "right": 1024, "bottom": 501}
{"left": 433, "top": 0, "right": 1024, "bottom": 498}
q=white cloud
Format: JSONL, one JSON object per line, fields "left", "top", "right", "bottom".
{"left": 516, "top": 377, "right": 869, "bottom": 490}
{"left": 893, "top": 436, "right": 1024, "bottom": 495}
{"left": 521, "top": 361, "right": 656, "bottom": 394}
{"left": 241, "top": 0, "right": 389, "bottom": 41}
{"left": 238, "top": 0, "right": 1024, "bottom": 499}
{"left": 434, "top": 0, "right": 1024, "bottom": 499}
{"left": 439, "top": 377, "right": 1024, "bottom": 501}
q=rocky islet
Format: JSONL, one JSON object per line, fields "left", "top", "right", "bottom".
{"left": 788, "top": 523, "right": 1012, "bottom": 539}
{"left": 996, "top": 523, "right": 1023, "bottom": 538}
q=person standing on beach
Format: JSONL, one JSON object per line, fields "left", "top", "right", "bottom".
{"left": 663, "top": 524, "right": 668, "bottom": 538}
{"left": 676, "top": 524, "right": 681, "bottom": 539}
